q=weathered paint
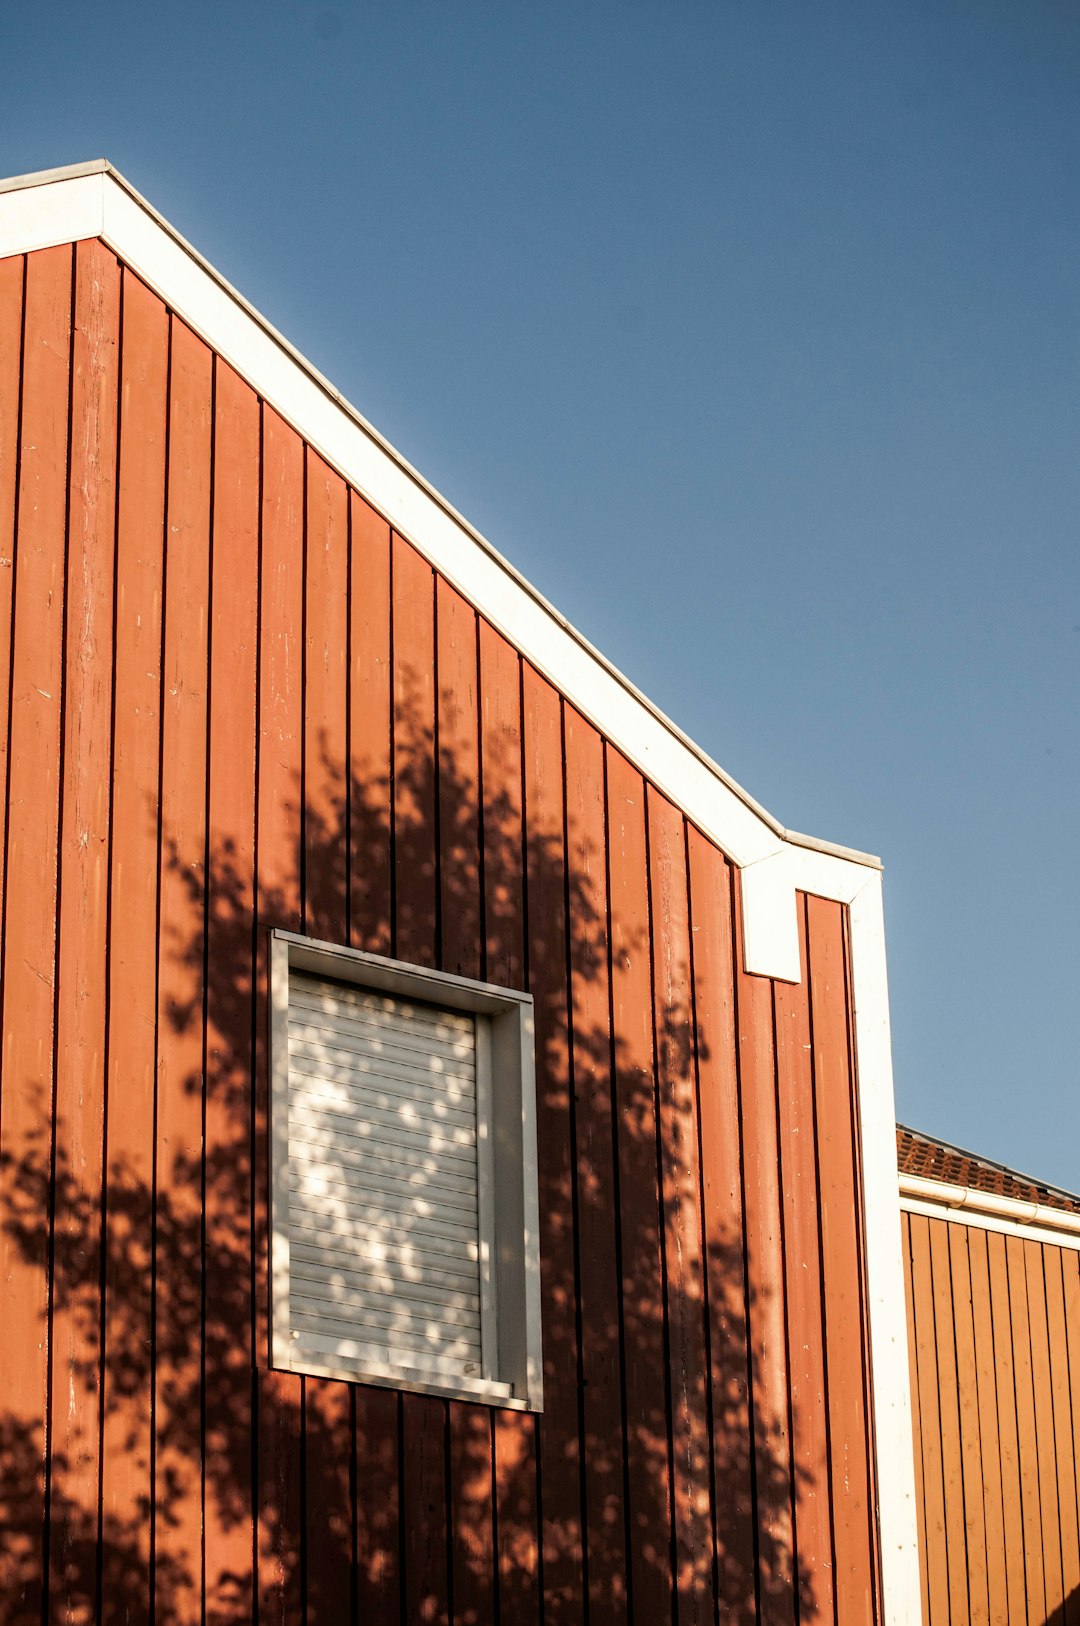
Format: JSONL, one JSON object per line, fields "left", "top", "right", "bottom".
{"left": 0, "top": 241, "right": 884, "bottom": 1623}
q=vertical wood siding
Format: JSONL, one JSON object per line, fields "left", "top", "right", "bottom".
{"left": 903, "top": 1209, "right": 1080, "bottom": 1626}
{"left": 0, "top": 241, "right": 882, "bottom": 1624}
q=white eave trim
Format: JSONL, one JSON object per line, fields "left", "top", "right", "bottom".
{"left": 900, "top": 1173, "right": 1080, "bottom": 1251}
{"left": 0, "top": 162, "right": 921, "bottom": 1620}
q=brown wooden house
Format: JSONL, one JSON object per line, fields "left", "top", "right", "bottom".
{"left": 900, "top": 1125, "right": 1080, "bottom": 1626}
{"left": 0, "top": 161, "right": 921, "bottom": 1624}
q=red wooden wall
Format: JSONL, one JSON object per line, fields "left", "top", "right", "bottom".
{"left": 0, "top": 237, "right": 882, "bottom": 1624}
{"left": 903, "top": 1209, "right": 1080, "bottom": 1626}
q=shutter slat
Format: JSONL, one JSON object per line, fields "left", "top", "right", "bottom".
{"left": 289, "top": 1004, "right": 474, "bottom": 1062}
{"left": 290, "top": 975, "right": 474, "bottom": 1035}
{"left": 286, "top": 1086, "right": 478, "bottom": 1151}
{"left": 289, "top": 1240, "right": 481, "bottom": 1298}
{"left": 288, "top": 1062, "right": 475, "bottom": 1119}
{"left": 291, "top": 1296, "right": 481, "bottom": 1348}
{"left": 291, "top": 1264, "right": 480, "bottom": 1315}
{"left": 291, "top": 1330, "right": 506, "bottom": 1396}
{"left": 287, "top": 1107, "right": 476, "bottom": 1166}
{"left": 289, "top": 1128, "right": 478, "bottom": 1191}
{"left": 289, "top": 1209, "right": 478, "bottom": 1255}
{"left": 287, "top": 1035, "right": 476, "bottom": 1092}
{"left": 289, "top": 1078, "right": 477, "bottom": 1136}
{"left": 290, "top": 1158, "right": 479, "bottom": 1216}
{"left": 293, "top": 1186, "right": 478, "bottom": 1237}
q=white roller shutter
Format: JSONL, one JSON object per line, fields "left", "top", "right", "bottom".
{"left": 285, "top": 969, "right": 490, "bottom": 1385}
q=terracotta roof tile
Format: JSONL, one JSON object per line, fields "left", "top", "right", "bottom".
{"left": 897, "top": 1125, "right": 1080, "bottom": 1216}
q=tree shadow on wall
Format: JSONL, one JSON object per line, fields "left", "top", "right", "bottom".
{"left": 0, "top": 701, "right": 815, "bottom": 1624}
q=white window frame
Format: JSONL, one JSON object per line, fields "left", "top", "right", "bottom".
{"left": 269, "top": 928, "right": 543, "bottom": 1412}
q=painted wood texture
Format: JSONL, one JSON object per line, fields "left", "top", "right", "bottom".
{"left": 903, "top": 1209, "right": 1080, "bottom": 1626}
{"left": 0, "top": 243, "right": 881, "bottom": 1623}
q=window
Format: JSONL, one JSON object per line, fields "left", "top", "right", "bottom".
{"left": 269, "top": 929, "right": 543, "bottom": 1411}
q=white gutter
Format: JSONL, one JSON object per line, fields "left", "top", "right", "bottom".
{"left": 899, "top": 1172, "right": 1080, "bottom": 1244}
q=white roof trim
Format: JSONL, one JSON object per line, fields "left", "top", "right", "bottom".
{"left": 0, "top": 161, "right": 881, "bottom": 982}
{"left": 0, "top": 159, "right": 921, "bottom": 1614}
{"left": 900, "top": 1173, "right": 1080, "bottom": 1247}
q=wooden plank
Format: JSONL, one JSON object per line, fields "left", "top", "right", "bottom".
{"left": 686, "top": 828, "right": 756, "bottom": 1624}
{"left": 203, "top": 357, "right": 259, "bottom": 1617}
{"left": 908, "top": 1214, "right": 950, "bottom": 1626}
{"left": 0, "top": 250, "right": 23, "bottom": 958}
{"left": 348, "top": 492, "right": 399, "bottom": 1621}
{"left": 1044, "top": 1248, "right": 1080, "bottom": 1625}
{"left": 436, "top": 575, "right": 481, "bottom": 979}
{"left": 648, "top": 788, "right": 714, "bottom": 1625}
{"left": 1062, "top": 1252, "right": 1080, "bottom": 1626}
{"left": 255, "top": 402, "right": 304, "bottom": 1626}
{"left": 773, "top": 893, "right": 833, "bottom": 1623}
{"left": 901, "top": 1213, "right": 931, "bottom": 1626}
{"left": 479, "top": 620, "right": 524, "bottom": 993}
{"left": 0, "top": 242, "right": 70, "bottom": 1621}
{"left": 564, "top": 708, "right": 627, "bottom": 1624}
{"left": 99, "top": 265, "right": 167, "bottom": 1615}
{"left": 605, "top": 746, "right": 672, "bottom": 1624}
{"left": 393, "top": 533, "right": 437, "bottom": 969}
{"left": 402, "top": 1389, "right": 449, "bottom": 1626}
{"left": 1025, "top": 1240, "right": 1064, "bottom": 1618}
{"left": 805, "top": 894, "right": 875, "bottom": 1624}
{"left": 47, "top": 238, "right": 119, "bottom": 1622}
{"left": 154, "top": 311, "right": 212, "bottom": 1624}
{"left": 928, "top": 1216, "right": 967, "bottom": 1624}
{"left": 1007, "top": 1232, "right": 1045, "bottom": 1623}
{"left": 478, "top": 622, "right": 539, "bottom": 1624}
{"left": 302, "top": 445, "right": 353, "bottom": 1625}
{"left": 949, "top": 1222, "right": 989, "bottom": 1624}
{"left": 523, "top": 662, "right": 583, "bottom": 1619}
{"left": 731, "top": 868, "right": 795, "bottom": 1624}
{"left": 393, "top": 532, "right": 449, "bottom": 1625}
{"left": 348, "top": 491, "right": 392, "bottom": 958}
{"left": 303, "top": 449, "right": 348, "bottom": 938}
{"left": 303, "top": 1382, "right": 354, "bottom": 1623}
{"left": 987, "top": 1229, "right": 1029, "bottom": 1626}
{"left": 449, "top": 1405, "right": 496, "bottom": 1626}
{"left": 966, "top": 1226, "right": 1009, "bottom": 1626}
{"left": 356, "top": 1385, "right": 401, "bottom": 1625}
{"left": 437, "top": 577, "right": 497, "bottom": 1624}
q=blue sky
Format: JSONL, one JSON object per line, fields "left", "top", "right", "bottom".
{"left": 3, "top": 0, "right": 1078, "bottom": 1187}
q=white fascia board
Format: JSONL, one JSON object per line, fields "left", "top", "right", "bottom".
{"left": 0, "top": 161, "right": 923, "bottom": 1614}
{"left": 847, "top": 874, "right": 921, "bottom": 1624}
{"left": 0, "top": 171, "right": 104, "bottom": 257}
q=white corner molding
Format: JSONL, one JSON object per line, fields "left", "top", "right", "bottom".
{"left": 0, "top": 164, "right": 922, "bottom": 1613}
{"left": 847, "top": 873, "right": 922, "bottom": 1624}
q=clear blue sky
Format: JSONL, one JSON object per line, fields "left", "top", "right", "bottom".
{"left": 4, "top": 1, "right": 1078, "bottom": 1187}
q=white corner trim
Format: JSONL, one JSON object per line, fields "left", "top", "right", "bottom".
{"left": 846, "top": 874, "right": 921, "bottom": 1624}
{"left": 900, "top": 1175, "right": 1080, "bottom": 1252}
{"left": 0, "top": 161, "right": 922, "bottom": 1612}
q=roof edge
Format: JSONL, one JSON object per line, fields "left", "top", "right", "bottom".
{"left": 0, "top": 158, "right": 112, "bottom": 197}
